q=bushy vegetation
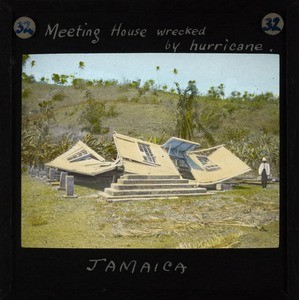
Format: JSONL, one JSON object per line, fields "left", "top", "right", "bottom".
{"left": 219, "top": 130, "right": 279, "bottom": 176}
{"left": 21, "top": 57, "right": 280, "bottom": 176}
{"left": 79, "top": 98, "right": 118, "bottom": 135}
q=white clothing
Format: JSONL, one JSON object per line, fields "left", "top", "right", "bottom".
{"left": 258, "top": 162, "right": 270, "bottom": 176}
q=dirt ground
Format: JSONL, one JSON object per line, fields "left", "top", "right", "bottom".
{"left": 21, "top": 174, "right": 280, "bottom": 249}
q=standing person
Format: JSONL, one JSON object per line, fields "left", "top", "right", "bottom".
{"left": 258, "top": 157, "right": 271, "bottom": 188}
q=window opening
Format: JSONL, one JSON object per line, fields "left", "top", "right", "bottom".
{"left": 138, "top": 143, "right": 156, "bottom": 163}
{"left": 196, "top": 155, "right": 221, "bottom": 171}
{"left": 67, "top": 150, "right": 96, "bottom": 163}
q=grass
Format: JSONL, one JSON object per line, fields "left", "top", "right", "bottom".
{"left": 22, "top": 82, "right": 279, "bottom": 142}
{"left": 21, "top": 174, "right": 280, "bottom": 249}
{"left": 21, "top": 78, "right": 281, "bottom": 248}
{"left": 178, "top": 232, "right": 244, "bottom": 249}
{"left": 22, "top": 81, "right": 280, "bottom": 178}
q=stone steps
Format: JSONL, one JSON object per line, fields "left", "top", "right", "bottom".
{"left": 110, "top": 183, "right": 198, "bottom": 190}
{"left": 117, "top": 178, "right": 190, "bottom": 184}
{"left": 98, "top": 192, "right": 211, "bottom": 203}
{"left": 120, "top": 174, "right": 181, "bottom": 180}
{"left": 101, "top": 174, "right": 207, "bottom": 202}
{"left": 104, "top": 187, "right": 206, "bottom": 197}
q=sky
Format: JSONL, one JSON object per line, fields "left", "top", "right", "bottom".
{"left": 24, "top": 53, "right": 280, "bottom": 97}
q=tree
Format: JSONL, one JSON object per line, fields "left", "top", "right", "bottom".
{"left": 52, "top": 73, "right": 61, "bottom": 85}
{"left": 253, "top": 92, "right": 278, "bottom": 102}
{"left": 22, "top": 54, "right": 30, "bottom": 67}
{"left": 80, "top": 99, "right": 108, "bottom": 134}
{"left": 22, "top": 92, "right": 66, "bottom": 167}
{"left": 148, "top": 79, "right": 155, "bottom": 89}
{"left": 37, "top": 94, "right": 63, "bottom": 127}
{"left": 217, "top": 83, "right": 225, "bottom": 99}
{"left": 22, "top": 55, "right": 35, "bottom": 83}
{"left": 138, "top": 79, "right": 155, "bottom": 96}
{"left": 51, "top": 73, "right": 69, "bottom": 85}
{"left": 79, "top": 98, "right": 119, "bottom": 135}
{"left": 61, "top": 75, "right": 69, "bottom": 85}
{"left": 172, "top": 68, "right": 178, "bottom": 88}
{"left": 22, "top": 73, "right": 35, "bottom": 83}
{"left": 40, "top": 77, "right": 49, "bottom": 83}
{"left": 155, "top": 66, "right": 160, "bottom": 87}
{"left": 175, "top": 81, "right": 198, "bottom": 140}
{"left": 78, "top": 61, "right": 85, "bottom": 70}
{"left": 230, "top": 91, "right": 242, "bottom": 100}
{"left": 242, "top": 91, "right": 255, "bottom": 101}
{"left": 175, "top": 81, "right": 216, "bottom": 144}
{"left": 207, "top": 84, "right": 225, "bottom": 100}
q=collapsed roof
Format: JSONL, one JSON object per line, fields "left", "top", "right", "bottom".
{"left": 161, "top": 137, "right": 200, "bottom": 159}
{"left": 184, "top": 145, "right": 251, "bottom": 185}
{"left": 113, "top": 132, "right": 180, "bottom": 176}
{"left": 45, "top": 140, "right": 120, "bottom": 176}
{"left": 161, "top": 138, "right": 251, "bottom": 185}
{"left": 46, "top": 133, "right": 251, "bottom": 185}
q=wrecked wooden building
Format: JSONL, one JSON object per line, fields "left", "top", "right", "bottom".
{"left": 46, "top": 133, "right": 251, "bottom": 200}
{"left": 161, "top": 138, "right": 251, "bottom": 186}
{"left": 45, "top": 140, "right": 122, "bottom": 189}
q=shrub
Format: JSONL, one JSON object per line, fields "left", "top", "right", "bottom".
{"left": 79, "top": 99, "right": 109, "bottom": 134}
{"left": 93, "top": 79, "right": 104, "bottom": 86}
{"left": 207, "top": 84, "right": 225, "bottom": 100}
{"left": 83, "top": 133, "right": 117, "bottom": 160}
{"left": 222, "top": 133, "right": 279, "bottom": 177}
{"left": 72, "top": 78, "right": 87, "bottom": 89}
{"left": 116, "top": 95, "right": 129, "bottom": 103}
{"left": 104, "top": 79, "right": 118, "bottom": 86}
{"left": 52, "top": 92, "right": 66, "bottom": 102}
{"left": 22, "top": 73, "right": 36, "bottom": 83}
{"left": 130, "top": 97, "right": 140, "bottom": 103}
{"left": 79, "top": 98, "right": 119, "bottom": 135}
{"left": 106, "top": 104, "right": 119, "bottom": 117}
{"left": 22, "top": 87, "right": 32, "bottom": 99}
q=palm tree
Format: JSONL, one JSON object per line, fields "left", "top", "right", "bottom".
{"left": 78, "top": 61, "right": 85, "bottom": 70}
{"left": 175, "top": 81, "right": 197, "bottom": 140}
{"left": 172, "top": 68, "right": 178, "bottom": 90}
{"left": 155, "top": 66, "right": 160, "bottom": 87}
{"left": 173, "top": 68, "right": 178, "bottom": 80}
{"left": 176, "top": 81, "right": 215, "bottom": 144}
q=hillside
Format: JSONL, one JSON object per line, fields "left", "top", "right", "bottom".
{"left": 23, "top": 82, "right": 176, "bottom": 138}
{"left": 22, "top": 80, "right": 280, "bottom": 175}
